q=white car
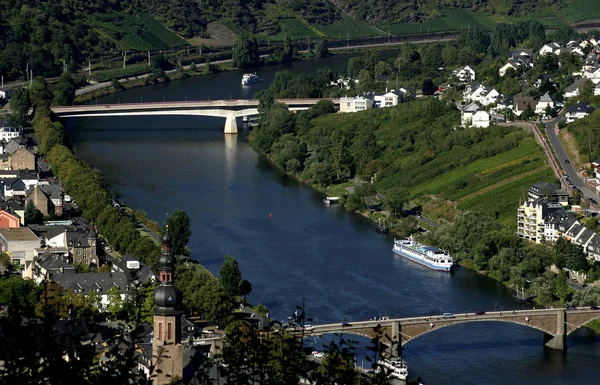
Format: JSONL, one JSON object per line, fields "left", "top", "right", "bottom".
{"left": 311, "top": 351, "right": 324, "bottom": 359}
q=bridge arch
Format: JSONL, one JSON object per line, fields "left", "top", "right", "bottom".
{"left": 400, "top": 317, "right": 556, "bottom": 346}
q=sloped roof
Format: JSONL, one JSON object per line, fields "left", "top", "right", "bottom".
{"left": 564, "top": 78, "right": 585, "bottom": 93}
{"left": 539, "top": 92, "right": 555, "bottom": 103}
{"left": 566, "top": 101, "right": 595, "bottom": 114}
{"left": 51, "top": 271, "right": 129, "bottom": 295}
{"left": 462, "top": 102, "right": 481, "bottom": 113}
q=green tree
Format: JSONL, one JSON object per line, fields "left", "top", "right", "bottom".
{"left": 111, "top": 77, "right": 124, "bottom": 91}
{"left": 164, "top": 208, "right": 192, "bottom": 256}
{"left": 421, "top": 44, "right": 441, "bottom": 68}
{"left": 9, "top": 87, "right": 30, "bottom": 126}
{"left": 199, "top": 279, "right": 233, "bottom": 327}
{"left": 315, "top": 39, "right": 329, "bottom": 58}
{"left": 580, "top": 79, "right": 595, "bottom": 104}
{"left": 441, "top": 45, "right": 459, "bottom": 67}
{"left": 268, "top": 330, "right": 307, "bottom": 384}
{"left": 52, "top": 72, "right": 76, "bottom": 106}
{"left": 233, "top": 34, "right": 260, "bottom": 69}
{"left": 358, "top": 69, "right": 374, "bottom": 92}
{"left": 281, "top": 36, "right": 295, "bottom": 63}
{"left": 330, "top": 129, "right": 352, "bottom": 180}
{"left": 35, "top": 281, "right": 64, "bottom": 319}
{"left": 29, "top": 76, "right": 53, "bottom": 109}
{"left": 219, "top": 255, "right": 242, "bottom": 298}
{"left": 239, "top": 279, "right": 252, "bottom": 304}
{"left": 555, "top": 271, "right": 571, "bottom": 303}
{"left": 422, "top": 78, "right": 436, "bottom": 96}
{"left": 384, "top": 187, "right": 410, "bottom": 218}
{"left": 25, "top": 200, "right": 43, "bottom": 224}
{"left": 107, "top": 285, "right": 124, "bottom": 320}
{"left": 0, "top": 276, "right": 40, "bottom": 316}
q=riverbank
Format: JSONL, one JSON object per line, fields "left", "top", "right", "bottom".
{"left": 73, "top": 37, "right": 454, "bottom": 104}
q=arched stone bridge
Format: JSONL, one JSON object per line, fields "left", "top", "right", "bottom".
{"left": 51, "top": 98, "right": 340, "bottom": 134}
{"left": 296, "top": 307, "right": 600, "bottom": 356}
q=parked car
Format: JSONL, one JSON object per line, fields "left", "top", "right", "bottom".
{"left": 591, "top": 305, "right": 599, "bottom": 310}
{"left": 341, "top": 322, "right": 352, "bottom": 327}
{"left": 442, "top": 313, "right": 455, "bottom": 319}
{"left": 564, "top": 305, "right": 577, "bottom": 310}
{"left": 565, "top": 159, "right": 570, "bottom": 163}
{"left": 475, "top": 311, "right": 486, "bottom": 315}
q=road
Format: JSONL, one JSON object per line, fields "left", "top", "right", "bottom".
{"left": 543, "top": 114, "right": 600, "bottom": 206}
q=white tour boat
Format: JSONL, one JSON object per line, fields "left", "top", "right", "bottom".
{"left": 392, "top": 236, "right": 453, "bottom": 272}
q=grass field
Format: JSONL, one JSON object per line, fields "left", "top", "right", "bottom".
{"left": 87, "top": 12, "right": 188, "bottom": 51}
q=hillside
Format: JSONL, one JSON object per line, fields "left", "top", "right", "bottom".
{"left": 0, "top": 0, "right": 598, "bottom": 80}
{"left": 251, "top": 98, "right": 557, "bottom": 227}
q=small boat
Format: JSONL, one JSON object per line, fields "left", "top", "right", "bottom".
{"left": 242, "top": 116, "right": 248, "bottom": 122}
{"left": 375, "top": 217, "right": 389, "bottom": 234}
{"left": 393, "top": 235, "right": 453, "bottom": 272}
{"left": 323, "top": 197, "right": 340, "bottom": 205}
{"left": 376, "top": 358, "right": 408, "bottom": 381}
{"left": 241, "top": 73, "right": 260, "bottom": 85}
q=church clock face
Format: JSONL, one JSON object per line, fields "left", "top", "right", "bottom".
{"left": 168, "top": 295, "right": 173, "bottom": 302}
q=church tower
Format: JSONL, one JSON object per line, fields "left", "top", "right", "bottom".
{"left": 152, "top": 228, "right": 183, "bottom": 384}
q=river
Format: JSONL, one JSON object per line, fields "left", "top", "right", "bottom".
{"left": 65, "top": 53, "right": 600, "bottom": 384}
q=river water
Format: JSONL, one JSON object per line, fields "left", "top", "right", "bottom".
{"left": 66, "top": 53, "right": 600, "bottom": 384}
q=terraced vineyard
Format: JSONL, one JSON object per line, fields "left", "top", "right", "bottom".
{"left": 87, "top": 13, "right": 188, "bottom": 51}
{"left": 405, "top": 136, "right": 556, "bottom": 227}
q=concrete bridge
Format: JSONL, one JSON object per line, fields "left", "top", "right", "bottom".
{"left": 294, "top": 307, "right": 600, "bottom": 356}
{"left": 51, "top": 98, "right": 340, "bottom": 134}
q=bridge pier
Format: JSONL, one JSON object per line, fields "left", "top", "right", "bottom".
{"left": 387, "top": 321, "right": 401, "bottom": 358}
{"left": 224, "top": 113, "right": 238, "bottom": 134}
{"left": 544, "top": 310, "right": 566, "bottom": 350}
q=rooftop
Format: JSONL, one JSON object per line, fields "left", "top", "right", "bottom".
{"left": 0, "top": 227, "right": 39, "bottom": 242}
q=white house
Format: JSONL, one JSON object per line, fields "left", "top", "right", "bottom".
{"left": 499, "top": 61, "right": 518, "bottom": 77}
{"left": 0, "top": 126, "right": 22, "bottom": 142}
{"left": 584, "top": 66, "right": 600, "bottom": 84}
{"left": 565, "top": 102, "right": 595, "bottom": 123}
{"left": 378, "top": 90, "right": 402, "bottom": 107}
{"left": 570, "top": 47, "right": 585, "bottom": 57}
{"left": 2, "top": 178, "right": 26, "bottom": 197}
{"left": 536, "top": 92, "right": 556, "bottom": 115}
{"left": 339, "top": 95, "right": 374, "bottom": 113}
{"left": 463, "top": 84, "right": 499, "bottom": 106}
{"left": 564, "top": 78, "right": 586, "bottom": 99}
{"left": 539, "top": 42, "right": 561, "bottom": 56}
{"left": 453, "top": 65, "right": 476, "bottom": 82}
{"left": 595, "top": 83, "right": 600, "bottom": 96}
{"left": 461, "top": 102, "right": 490, "bottom": 128}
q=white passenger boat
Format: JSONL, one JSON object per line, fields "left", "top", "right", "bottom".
{"left": 241, "top": 73, "right": 260, "bottom": 85}
{"left": 392, "top": 236, "right": 453, "bottom": 272}
{"left": 376, "top": 358, "right": 408, "bottom": 381}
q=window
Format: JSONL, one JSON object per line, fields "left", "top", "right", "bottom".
{"left": 158, "top": 322, "right": 162, "bottom": 340}
{"left": 167, "top": 322, "right": 172, "bottom": 340}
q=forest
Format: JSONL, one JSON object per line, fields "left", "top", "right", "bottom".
{"left": 0, "top": 0, "right": 595, "bottom": 81}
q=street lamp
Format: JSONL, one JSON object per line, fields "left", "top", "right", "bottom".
{"left": 494, "top": 302, "right": 498, "bottom": 312}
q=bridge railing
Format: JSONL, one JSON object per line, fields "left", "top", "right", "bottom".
{"left": 52, "top": 98, "right": 340, "bottom": 111}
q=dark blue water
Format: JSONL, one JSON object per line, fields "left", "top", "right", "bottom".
{"left": 66, "top": 52, "right": 600, "bottom": 384}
